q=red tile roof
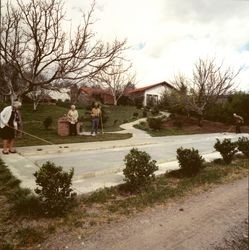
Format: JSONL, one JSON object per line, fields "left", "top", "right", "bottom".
{"left": 127, "top": 81, "right": 174, "bottom": 94}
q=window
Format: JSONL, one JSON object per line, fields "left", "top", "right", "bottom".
{"left": 146, "top": 94, "right": 158, "bottom": 106}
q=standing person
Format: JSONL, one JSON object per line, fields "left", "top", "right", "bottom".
{"left": 0, "top": 101, "right": 22, "bottom": 154}
{"left": 233, "top": 113, "right": 244, "bottom": 133}
{"left": 91, "top": 103, "right": 101, "bottom": 136}
{"left": 67, "top": 105, "right": 79, "bottom": 136}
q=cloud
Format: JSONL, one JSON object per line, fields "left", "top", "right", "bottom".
{"left": 4, "top": 0, "right": 249, "bottom": 91}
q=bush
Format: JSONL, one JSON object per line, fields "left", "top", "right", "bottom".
{"left": 142, "top": 110, "right": 147, "bottom": 117}
{"left": 237, "top": 137, "right": 249, "bottom": 158}
{"left": 151, "top": 106, "right": 160, "bottom": 116}
{"left": 133, "top": 112, "right": 139, "bottom": 118}
{"left": 34, "top": 161, "right": 76, "bottom": 216}
{"left": 123, "top": 148, "right": 158, "bottom": 190}
{"left": 43, "top": 116, "right": 53, "bottom": 130}
{"left": 176, "top": 147, "right": 204, "bottom": 176}
{"left": 147, "top": 117, "right": 164, "bottom": 130}
{"left": 214, "top": 139, "right": 237, "bottom": 164}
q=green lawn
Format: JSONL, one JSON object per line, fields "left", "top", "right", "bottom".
{"left": 1, "top": 103, "right": 142, "bottom": 146}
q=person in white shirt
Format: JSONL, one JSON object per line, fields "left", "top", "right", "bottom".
{"left": 67, "top": 105, "right": 79, "bottom": 136}
{"left": 0, "top": 101, "right": 22, "bottom": 154}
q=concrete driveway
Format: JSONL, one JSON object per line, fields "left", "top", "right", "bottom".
{"left": 1, "top": 119, "right": 247, "bottom": 193}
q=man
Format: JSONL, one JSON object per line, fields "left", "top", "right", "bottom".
{"left": 91, "top": 103, "right": 102, "bottom": 136}
{"left": 67, "top": 105, "right": 79, "bottom": 136}
{"left": 233, "top": 113, "right": 244, "bottom": 134}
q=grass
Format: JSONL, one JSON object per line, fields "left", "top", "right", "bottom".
{"left": 0, "top": 103, "right": 143, "bottom": 146}
{"left": 134, "top": 121, "right": 188, "bottom": 136}
{"left": 0, "top": 155, "right": 248, "bottom": 249}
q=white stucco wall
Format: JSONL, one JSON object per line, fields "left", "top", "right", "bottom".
{"left": 143, "top": 85, "right": 169, "bottom": 106}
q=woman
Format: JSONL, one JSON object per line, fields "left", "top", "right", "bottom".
{"left": 67, "top": 105, "right": 79, "bottom": 136}
{"left": 0, "top": 101, "right": 22, "bottom": 154}
{"left": 91, "top": 103, "right": 102, "bottom": 136}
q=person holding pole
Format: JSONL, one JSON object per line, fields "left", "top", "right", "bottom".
{"left": 233, "top": 113, "right": 244, "bottom": 134}
{"left": 0, "top": 101, "right": 22, "bottom": 154}
{"left": 90, "top": 102, "right": 102, "bottom": 136}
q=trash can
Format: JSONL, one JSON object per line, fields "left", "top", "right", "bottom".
{"left": 57, "top": 117, "right": 69, "bottom": 136}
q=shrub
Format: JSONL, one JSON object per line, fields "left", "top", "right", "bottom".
{"left": 214, "top": 139, "right": 237, "bottom": 164}
{"left": 123, "top": 148, "right": 158, "bottom": 190}
{"left": 113, "top": 119, "right": 119, "bottom": 126}
{"left": 133, "top": 112, "right": 139, "bottom": 118}
{"left": 142, "top": 110, "right": 147, "bottom": 117}
{"left": 237, "top": 137, "right": 249, "bottom": 158}
{"left": 147, "top": 117, "right": 164, "bottom": 130}
{"left": 151, "top": 106, "right": 160, "bottom": 115}
{"left": 176, "top": 147, "right": 204, "bottom": 176}
{"left": 34, "top": 161, "right": 76, "bottom": 216}
{"left": 43, "top": 116, "right": 53, "bottom": 130}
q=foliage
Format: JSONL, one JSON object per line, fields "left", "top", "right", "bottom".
{"left": 147, "top": 117, "right": 164, "bottom": 130}
{"left": 134, "top": 96, "right": 144, "bottom": 109}
{"left": 176, "top": 147, "right": 204, "bottom": 176}
{"left": 151, "top": 106, "right": 160, "bottom": 115}
{"left": 34, "top": 161, "right": 76, "bottom": 216}
{"left": 56, "top": 99, "right": 71, "bottom": 108}
{"left": 237, "top": 137, "right": 249, "bottom": 158}
{"left": 205, "top": 92, "right": 249, "bottom": 125}
{"left": 133, "top": 112, "right": 139, "bottom": 118}
{"left": 142, "top": 110, "right": 147, "bottom": 117}
{"left": 43, "top": 116, "right": 53, "bottom": 130}
{"left": 8, "top": 188, "right": 41, "bottom": 216}
{"left": 123, "top": 148, "right": 158, "bottom": 190}
{"left": 214, "top": 139, "right": 237, "bottom": 164}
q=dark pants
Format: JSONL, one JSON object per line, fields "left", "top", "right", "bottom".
{"left": 236, "top": 124, "right": 241, "bottom": 133}
{"left": 69, "top": 123, "right": 77, "bottom": 136}
{"left": 91, "top": 117, "right": 99, "bottom": 134}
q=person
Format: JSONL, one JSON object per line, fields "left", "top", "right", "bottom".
{"left": 0, "top": 101, "right": 22, "bottom": 154}
{"left": 233, "top": 113, "right": 244, "bottom": 133}
{"left": 91, "top": 103, "right": 102, "bottom": 136}
{"left": 67, "top": 105, "right": 79, "bottom": 136}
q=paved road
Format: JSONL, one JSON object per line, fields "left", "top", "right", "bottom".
{"left": 1, "top": 119, "right": 248, "bottom": 193}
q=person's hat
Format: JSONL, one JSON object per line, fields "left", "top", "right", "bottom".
{"left": 12, "top": 101, "right": 22, "bottom": 108}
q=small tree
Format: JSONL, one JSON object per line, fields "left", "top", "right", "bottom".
{"left": 147, "top": 117, "right": 164, "bottom": 130}
{"left": 43, "top": 116, "right": 53, "bottom": 130}
{"left": 34, "top": 161, "right": 76, "bottom": 216}
{"left": 214, "top": 139, "right": 237, "bottom": 164}
{"left": 237, "top": 137, "right": 249, "bottom": 158}
{"left": 176, "top": 147, "right": 204, "bottom": 176}
{"left": 123, "top": 148, "right": 158, "bottom": 190}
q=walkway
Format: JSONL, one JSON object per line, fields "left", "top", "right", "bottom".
{"left": 0, "top": 118, "right": 247, "bottom": 193}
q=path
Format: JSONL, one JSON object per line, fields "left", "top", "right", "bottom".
{"left": 65, "top": 177, "right": 248, "bottom": 250}
{"left": 0, "top": 118, "right": 248, "bottom": 193}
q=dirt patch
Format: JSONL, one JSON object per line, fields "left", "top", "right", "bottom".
{"left": 163, "top": 115, "right": 249, "bottom": 134}
{"left": 39, "top": 177, "right": 248, "bottom": 250}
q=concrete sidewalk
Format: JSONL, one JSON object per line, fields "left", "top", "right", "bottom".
{"left": 1, "top": 118, "right": 248, "bottom": 194}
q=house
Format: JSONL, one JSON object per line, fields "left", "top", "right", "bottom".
{"left": 127, "top": 81, "right": 174, "bottom": 106}
{"left": 73, "top": 86, "right": 115, "bottom": 106}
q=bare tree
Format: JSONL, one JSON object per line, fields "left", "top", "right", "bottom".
{"left": 0, "top": 0, "right": 127, "bottom": 103}
{"left": 97, "top": 60, "right": 136, "bottom": 105}
{"left": 169, "top": 58, "right": 240, "bottom": 126}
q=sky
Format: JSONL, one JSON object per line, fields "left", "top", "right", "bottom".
{"left": 3, "top": 0, "right": 249, "bottom": 91}
{"left": 64, "top": 0, "right": 249, "bottom": 91}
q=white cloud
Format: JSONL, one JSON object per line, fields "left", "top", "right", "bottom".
{"left": 4, "top": 0, "right": 249, "bottom": 91}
